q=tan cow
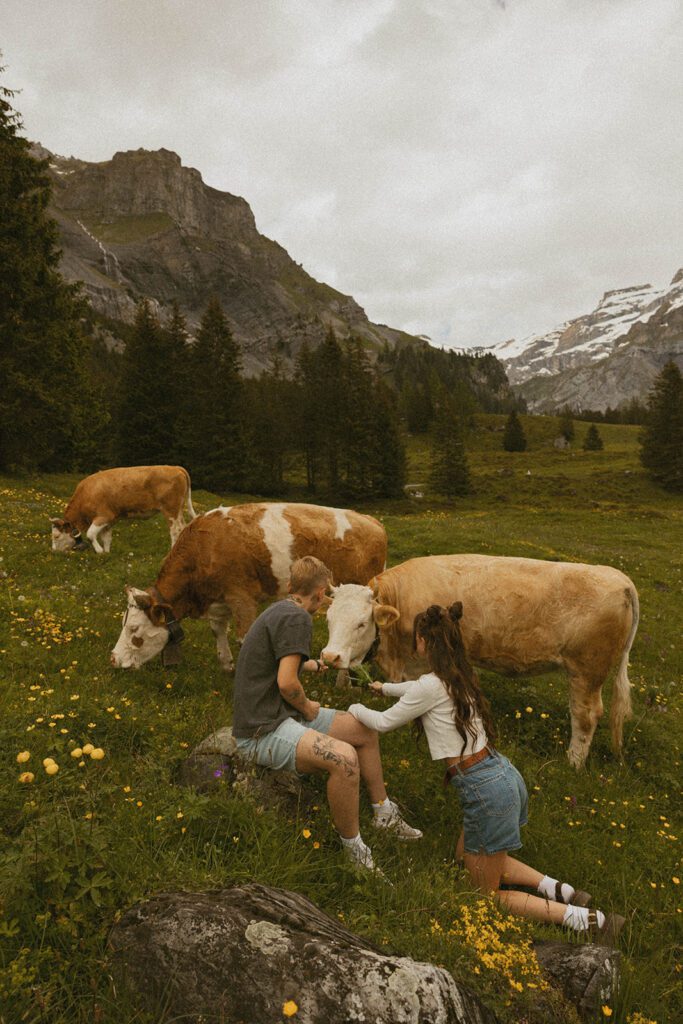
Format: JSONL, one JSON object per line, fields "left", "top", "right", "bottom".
{"left": 50, "top": 466, "right": 196, "bottom": 554}
{"left": 322, "top": 554, "right": 639, "bottom": 768}
{"left": 110, "top": 502, "right": 387, "bottom": 670}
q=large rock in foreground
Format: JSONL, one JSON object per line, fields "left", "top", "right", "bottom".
{"left": 109, "top": 883, "right": 499, "bottom": 1024}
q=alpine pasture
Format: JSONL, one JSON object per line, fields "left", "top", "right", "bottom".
{"left": 0, "top": 416, "right": 680, "bottom": 1024}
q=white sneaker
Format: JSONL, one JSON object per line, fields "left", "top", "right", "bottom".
{"left": 341, "top": 837, "right": 385, "bottom": 877}
{"left": 372, "top": 802, "right": 423, "bottom": 841}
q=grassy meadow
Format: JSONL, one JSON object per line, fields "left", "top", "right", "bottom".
{"left": 0, "top": 414, "right": 680, "bottom": 1023}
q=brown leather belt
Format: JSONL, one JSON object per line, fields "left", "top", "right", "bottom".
{"left": 443, "top": 746, "right": 493, "bottom": 787}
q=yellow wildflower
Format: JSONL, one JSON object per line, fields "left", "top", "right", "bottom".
{"left": 19, "top": 771, "right": 35, "bottom": 784}
{"left": 45, "top": 762, "right": 59, "bottom": 776}
{"left": 602, "top": 1007, "right": 613, "bottom": 1018}
{"left": 71, "top": 748, "right": 83, "bottom": 758}
{"left": 302, "top": 829, "right": 311, "bottom": 839}
{"left": 16, "top": 751, "right": 31, "bottom": 764}
{"left": 82, "top": 743, "right": 94, "bottom": 755}
{"left": 90, "top": 748, "right": 105, "bottom": 760}
{"left": 283, "top": 1001, "right": 298, "bottom": 1017}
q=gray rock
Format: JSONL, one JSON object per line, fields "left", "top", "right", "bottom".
{"left": 535, "top": 941, "right": 620, "bottom": 1016}
{"left": 177, "top": 726, "right": 318, "bottom": 812}
{"left": 108, "top": 883, "right": 500, "bottom": 1024}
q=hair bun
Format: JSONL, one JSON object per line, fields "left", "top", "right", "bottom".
{"left": 424, "top": 604, "right": 444, "bottom": 627}
{"left": 448, "top": 601, "right": 463, "bottom": 622}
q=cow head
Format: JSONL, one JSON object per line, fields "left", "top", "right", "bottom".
{"left": 110, "top": 587, "right": 176, "bottom": 669}
{"left": 50, "top": 518, "right": 85, "bottom": 552}
{"left": 321, "top": 583, "right": 400, "bottom": 669}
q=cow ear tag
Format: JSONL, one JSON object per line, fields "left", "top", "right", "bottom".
{"left": 161, "top": 643, "right": 182, "bottom": 667}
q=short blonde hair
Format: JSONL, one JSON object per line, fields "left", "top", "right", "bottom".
{"left": 289, "top": 556, "right": 333, "bottom": 596}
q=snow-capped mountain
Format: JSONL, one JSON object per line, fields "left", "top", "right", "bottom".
{"left": 492, "top": 270, "right": 683, "bottom": 412}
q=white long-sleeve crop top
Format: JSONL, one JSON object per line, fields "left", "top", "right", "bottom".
{"left": 348, "top": 673, "right": 488, "bottom": 761}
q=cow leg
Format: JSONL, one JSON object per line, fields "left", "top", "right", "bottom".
{"left": 231, "top": 596, "right": 258, "bottom": 644}
{"left": 86, "top": 520, "right": 111, "bottom": 554}
{"left": 567, "top": 674, "right": 604, "bottom": 769}
{"left": 207, "top": 604, "right": 234, "bottom": 671}
{"left": 168, "top": 514, "right": 185, "bottom": 547}
{"left": 101, "top": 525, "right": 113, "bottom": 553}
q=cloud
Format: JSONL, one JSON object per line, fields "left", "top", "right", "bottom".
{"left": 3, "top": 0, "right": 682, "bottom": 347}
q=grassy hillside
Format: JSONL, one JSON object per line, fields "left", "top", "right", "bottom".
{"left": 0, "top": 421, "right": 680, "bottom": 1023}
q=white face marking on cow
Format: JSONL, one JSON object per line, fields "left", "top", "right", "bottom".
{"left": 323, "top": 584, "right": 377, "bottom": 668}
{"left": 110, "top": 588, "right": 169, "bottom": 669}
{"left": 332, "top": 508, "right": 352, "bottom": 541}
{"left": 50, "top": 523, "right": 76, "bottom": 552}
{"left": 260, "top": 504, "right": 293, "bottom": 592}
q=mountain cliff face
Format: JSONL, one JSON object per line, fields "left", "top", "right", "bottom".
{"left": 38, "top": 145, "right": 418, "bottom": 372}
{"left": 492, "top": 271, "right": 683, "bottom": 411}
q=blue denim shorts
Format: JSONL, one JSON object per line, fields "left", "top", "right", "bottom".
{"left": 449, "top": 751, "right": 529, "bottom": 854}
{"left": 234, "top": 707, "right": 338, "bottom": 775}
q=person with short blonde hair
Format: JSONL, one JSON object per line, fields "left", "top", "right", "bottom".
{"left": 288, "top": 555, "right": 333, "bottom": 596}
{"left": 233, "top": 558, "right": 421, "bottom": 873}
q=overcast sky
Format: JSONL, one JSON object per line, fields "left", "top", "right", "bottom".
{"left": 3, "top": 0, "right": 682, "bottom": 348}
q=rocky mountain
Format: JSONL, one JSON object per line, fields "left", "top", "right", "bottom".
{"left": 492, "top": 270, "right": 683, "bottom": 412}
{"left": 37, "top": 145, "right": 420, "bottom": 373}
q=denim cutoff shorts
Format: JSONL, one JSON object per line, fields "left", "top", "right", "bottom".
{"left": 234, "top": 707, "right": 338, "bottom": 775}
{"left": 449, "top": 751, "right": 529, "bottom": 855}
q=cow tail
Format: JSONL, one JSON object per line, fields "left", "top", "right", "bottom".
{"left": 183, "top": 469, "right": 198, "bottom": 520}
{"left": 610, "top": 585, "right": 639, "bottom": 755}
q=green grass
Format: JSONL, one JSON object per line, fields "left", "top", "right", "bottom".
{"left": 79, "top": 212, "right": 175, "bottom": 244}
{"left": 0, "top": 423, "right": 680, "bottom": 1022}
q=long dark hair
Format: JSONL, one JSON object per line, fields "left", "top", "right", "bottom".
{"left": 413, "top": 603, "right": 496, "bottom": 749}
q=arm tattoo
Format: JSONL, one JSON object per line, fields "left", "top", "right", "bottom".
{"left": 312, "top": 734, "right": 357, "bottom": 778}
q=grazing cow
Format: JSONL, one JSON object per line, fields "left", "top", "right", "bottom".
{"left": 50, "top": 466, "right": 196, "bottom": 554}
{"left": 110, "top": 502, "right": 387, "bottom": 670}
{"left": 322, "top": 555, "right": 639, "bottom": 768}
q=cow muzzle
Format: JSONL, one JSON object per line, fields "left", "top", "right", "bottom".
{"left": 321, "top": 650, "right": 343, "bottom": 669}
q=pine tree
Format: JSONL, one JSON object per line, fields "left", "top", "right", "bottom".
{"left": 246, "top": 356, "right": 295, "bottom": 494}
{"left": 639, "top": 361, "right": 683, "bottom": 492}
{"left": 430, "top": 399, "right": 471, "bottom": 497}
{"left": 366, "top": 379, "right": 406, "bottom": 497}
{"left": 181, "top": 298, "right": 245, "bottom": 491}
{"left": 116, "top": 301, "right": 172, "bottom": 465}
{"left": 0, "top": 71, "right": 96, "bottom": 471}
{"left": 582, "top": 423, "right": 603, "bottom": 451}
{"left": 503, "top": 410, "right": 527, "bottom": 452}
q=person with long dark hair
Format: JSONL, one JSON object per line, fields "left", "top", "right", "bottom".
{"left": 347, "top": 602, "right": 625, "bottom": 941}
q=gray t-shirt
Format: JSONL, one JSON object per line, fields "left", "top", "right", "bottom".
{"left": 232, "top": 599, "right": 312, "bottom": 738}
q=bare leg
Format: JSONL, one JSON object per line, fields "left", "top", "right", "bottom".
{"left": 500, "top": 855, "right": 544, "bottom": 889}
{"left": 295, "top": 730, "right": 360, "bottom": 838}
{"left": 458, "top": 829, "right": 547, "bottom": 888}
{"left": 328, "top": 712, "right": 387, "bottom": 804}
{"left": 463, "top": 850, "right": 569, "bottom": 925}
{"left": 497, "top": 889, "right": 569, "bottom": 924}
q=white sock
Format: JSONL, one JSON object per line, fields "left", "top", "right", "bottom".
{"left": 372, "top": 798, "right": 395, "bottom": 819}
{"left": 562, "top": 905, "right": 604, "bottom": 932}
{"left": 538, "top": 874, "right": 574, "bottom": 903}
{"left": 340, "top": 833, "right": 366, "bottom": 850}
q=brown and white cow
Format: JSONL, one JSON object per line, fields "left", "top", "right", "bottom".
{"left": 110, "top": 502, "right": 387, "bottom": 670}
{"left": 50, "top": 466, "right": 196, "bottom": 554}
{"left": 322, "top": 554, "right": 639, "bottom": 768}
